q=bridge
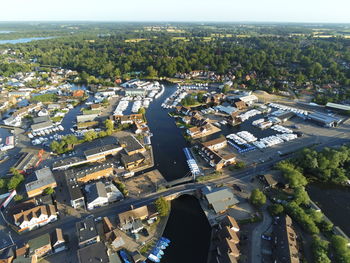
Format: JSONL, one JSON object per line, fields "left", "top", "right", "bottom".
{"left": 164, "top": 171, "right": 195, "bottom": 188}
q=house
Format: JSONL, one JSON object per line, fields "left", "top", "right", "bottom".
{"left": 13, "top": 205, "right": 57, "bottom": 232}
{"left": 86, "top": 181, "right": 109, "bottom": 210}
{"left": 118, "top": 205, "right": 150, "bottom": 231}
{"left": 25, "top": 167, "right": 57, "bottom": 198}
{"left": 112, "top": 114, "right": 144, "bottom": 125}
{"left": 72, "top": 90, "right": 85, "bottom": 97}
{"left": 216, "top": 238, "right": 240, "bottom": 263}
{"left": 234, "top": 101, "right": 247, "bottom": 110}
{"left": 202, "top": 137, "right": 227, "bottom": 151}
{"left": 77, "top": 242, "right": 109, "bottom": 263}
{"left": 197, "top": 144, "right": 236, "bottom": 170}
{"left": 222, "top": 216, "right": 240, "bottom": 232}
{"left": 66, "top": 163, "right": 114, "bottom": 183}
{"left": 260, "top": 172, "right": 288, "bottom": 189}
{"left": 187, "top": 123, "right": 217, "bottom": 139}
{"left": 121, "top": 153, "right": 145, "bottom": 170}
{"left": 84, "top": 144, "right": 122, "bottom": 162}
{"left": 76, "top": 218, "right": 100, "bottom": 248}
{"left": 238, "top": 95, "right": 258, "bottom": 106}
{"left": 28, "top": 234, "right": 52, "bottom": 259}
{"left": 50, "top": 228, "right": 66, "bottom": 253}
{"left": 202, "top": 186, "right": 239, "bottom": 214}
{"left": 66, "top": 179, "right": 85, "bottom": 209}
{"left": 175, "top": 106, "right": 191, "bottom": 116}
{"left": 272, "top": 215, "right": 300, "bottom": 263}
{"left": 118, "top": 136, "right": 146, "bottom": 156}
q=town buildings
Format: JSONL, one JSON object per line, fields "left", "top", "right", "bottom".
{"left": 25, "top": 167, "right": 57, "bottom": 198}
{"left": 13, "top": 205, "right": 57, "bottom": 232}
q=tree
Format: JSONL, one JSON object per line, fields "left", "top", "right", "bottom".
{"left": 312, "top": 236, "right": 331, "bottom": 263}
{"left": 294, "top": 187, "right": 310, "bottom": 205}
{"left": 104, "top": 119, "right": 114, "bottom": 131}
{"left": 330, "top": 235, "right": 350, "bottom": 263}
{"left": 234, "top": 161, "right": 246, "bottom": 169}
{"left": 84, "top": 131, "right": 98, "bottom": 142}
{"left": 222, "top": 84, "right": 230, "bottom": 94}
{"left": 250, "top": 189, "right": 266, "bottom": 208}
{"left": 0, "top": 178, "right": 7, "bottom": 189}
{"left": 43, "top": 187, "right": 55, "bottom": 195}
{"left": 268, "top": 204, "right": 284, "bottom": 216}
{"left": 155, "top": 197, "right": 170, "bottom": 217}
{"left": 146, "top": 66, "right": 158, "bottom": 78}
{"left": 138, "top": 107, "right": 146, "bottom": 115}
{"left": 14, "top": 194, "right": 23, "bottom": 202}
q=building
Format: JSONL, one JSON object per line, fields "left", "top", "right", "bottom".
{"left": 197, "top": 144, "right": 236, "bottom": 170}
{"left": 77, "top": 242, "right": 109, "bottom": 263}
{"left": 121, "top": 153, "right": 145, "bottom": 170}
{"left": 308, "top": 111, "right": 343, "bottom": 127}
{"left": 84, "top": 144, "right": 122, "bottom": 162}
{"left": 66, "top": 178, "right": 85, "bottom": 209}
{"left": 3, "top": 103, "right": 41, "bottom": 127}
{"left": 65, "top": 163, "right": 114, "bottom": 184}
{"left": 202, "top": 137, "right": 227, "bottom": 151}
{"left": 28, "top": 234, "right": 52, "bottom": 259}
{"left": 73, "top": 90, "right": 85, "bottom": 97}
{"left": 86, "top": 182, "right": 108, "bottom": 210}
{"left": 25, "top": 167, "right": 57, "bottom": 198}
{"left": 118, "top": 205, "right": 152, "bottom": 231}
{"left": 272, "top": 215, "right": 300, "bottom": 263}
{"left": 238, "top": 94, "right": 258, "bottom": 106}
{"left": 326, "top": 102, "right": 350, "bottom": 113}
{"left": 202, "top": 186, "right": 239, "bottom": 214}
{"left": 76, "top": 114, "right": 98, "bottom": 123}
{"left": 124, "top": 88, "right": 147, "bottom": 97}
{"left": 50, "top": 228, "right": 66, "bottom": 253}
{"left": 234, "top": 101, "right": 247, "bottom": 110}
{"left": 76, "top": 218, "right": 100, "bottom": 248}
{"left": 118, "top": 136, "right": 146, "bottom": 156}
{"left": 13, "top": 205, "right": 57, "bottom": 232}
{"left": 111, "top": 114, "right": 143, "bottom": 124}
{"left": 31, "top": 120, "right": 54, "bottom": 132}
{"left": 215, "top": 105, "right": 238, "bottom": 115}
{"left": 187, "top": 123, "right": 217, "bottom": 139}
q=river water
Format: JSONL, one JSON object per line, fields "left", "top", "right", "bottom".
{"left": 145, "top": 84, "right": 190, "bottom": 181}
{"left": 161, "top": 195, "right": 212, "bottom": 263}
{"left": 0, "top": 36, "right": 54, "bottom": 45}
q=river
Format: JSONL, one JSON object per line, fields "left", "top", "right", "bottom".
{"left": 145, "top": 84, "right": 190, "bottom": 181}
{"left": 0, "top": 36, "right": 54, "bottom": 45}
{"left": 308, "top": 183, "right": 350, "bottom": 236}
{"left": 160, "top": 195, "right": 212, "bottom": 263}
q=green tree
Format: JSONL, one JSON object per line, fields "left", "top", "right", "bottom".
{"left": 155, "top": 197, "right": 170, "bottom": 217}
{"left": 268, "top": 204, "right": 284, "bottom": 216}
{"left": 294, "top": 187, "right": 310, "bottom": 205}
{"left": 250, "top": 189, "right": 266, "bottom": 208}
{"left": 43, "top": 187, "right": 55, "bottom": 195}
{"left": 104, "top": 119, "right": 114, "bottom": 131}
{"left": 146, "top": 66, "right": 158, "bottom": 78}
{"left": 84, "top": 131, "right": 98, "bottom": 142}
{"left": 14, "top": 194, "right": 23, "bottom": 202}
{"left": 222, "top": 84, "right": 230, "bottom": 94}
{"left": 330, "top": 235, "right": 350, "bottom": 263}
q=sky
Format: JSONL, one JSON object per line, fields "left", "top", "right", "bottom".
{"left": 1, "top": 0, "right": 350, "bottom": 23}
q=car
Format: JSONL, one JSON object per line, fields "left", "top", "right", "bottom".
{"left": 94, "top": 216, "right": 102, "bottom": 222}
{"left": 261, "top": 234, "right": 272, "bottom": 241}
{"left": 232, "top": 184, "right": 242, "bottom": 192}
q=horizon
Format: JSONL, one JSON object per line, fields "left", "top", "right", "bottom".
{"left": 1, "top": 0, "right": 350, "bottom": 23}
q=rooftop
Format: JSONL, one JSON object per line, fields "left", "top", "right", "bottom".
{"left": 77, "top": 242, "right": 109, "bottom": 263}
{"left": 118, "top": 135, "right": 145, "bottom": 154}
{"left": 76, "top": 218, "right": 98, "bottom": 244}
{"left": 25, "top": 167, "right": 56, "bottom": 194}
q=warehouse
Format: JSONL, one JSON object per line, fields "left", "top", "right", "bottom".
{"left": 308, "top": 112, "right": 343, "bottom": 128}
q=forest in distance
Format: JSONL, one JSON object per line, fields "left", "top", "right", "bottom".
{"left": 1, "top": 22, "right": 350, "bottom": 104}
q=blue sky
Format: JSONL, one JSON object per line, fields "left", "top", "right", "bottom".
{"left": 2, "top": 0, "right": 350, "bottom": 23}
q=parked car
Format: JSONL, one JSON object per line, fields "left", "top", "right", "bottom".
{"left": 261, "top": 234, "right": 272, "bottom": 241}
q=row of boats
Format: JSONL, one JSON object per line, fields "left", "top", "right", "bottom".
{"left": 28, "top": 125, "right": 64, "bottom": 138}
{"left": 161, "top": 89, "right": 187, "bottom": 109}
{"left": 252, "top": 133, "right": 298, "bottom": 149}
{"left": 239, "top": 109, "right": 261, "bottom": 122}
{"left": 269, "top": 103, "right": 308, "bottom": 116}
{"left": 148, "top": 237, "right": 171, "bottom": 263}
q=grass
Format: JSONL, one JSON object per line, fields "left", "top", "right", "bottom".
{"left": 238, "top": 215, "right": 262, "bottom": 225}
{"left": 196, "top": 173, "right": 222, "bottom": 182}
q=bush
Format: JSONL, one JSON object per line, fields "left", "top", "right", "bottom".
{"left": 43, "top": 187, "right": 55, "bottom": 195}
{"left": 268, "top": 204, "right": 284, "bottom": 216}
{"left": 14, "top": 194, "right": 23, "bottom": 202}
{"left": 155, "top": 197, "right": 170, "bottom": 217}
{"left": 250, "top": 189, "right": 266, "bottom": 208}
